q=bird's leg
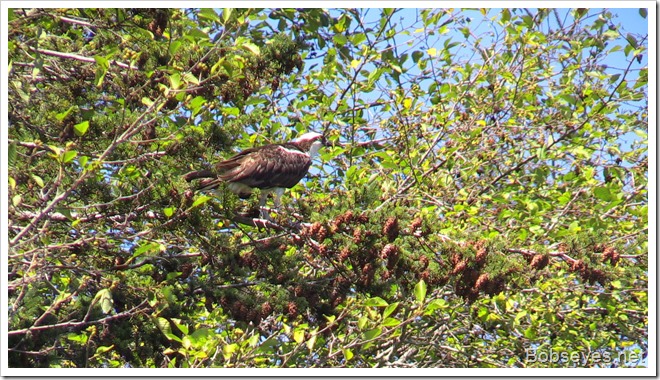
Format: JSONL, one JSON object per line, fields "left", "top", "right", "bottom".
{"left": 273, "top": 188, "right": 285, "bottom": 210}
{"left": 258, "top": 191, "right": 271, "bottom": 220}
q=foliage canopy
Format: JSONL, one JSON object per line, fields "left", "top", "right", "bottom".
{"left": 7, "top": 8, "right": 648, "bottom": 368}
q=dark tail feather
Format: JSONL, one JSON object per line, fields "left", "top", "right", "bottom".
{"left": 197, "top": 178, "right": 223, "bottom": 192}
{"left": 183, "top": 169, "right": 216, "bottom": 182}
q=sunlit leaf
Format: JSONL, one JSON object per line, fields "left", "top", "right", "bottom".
{"left": 414, "top": 280, "right": 427, "bottom": 304}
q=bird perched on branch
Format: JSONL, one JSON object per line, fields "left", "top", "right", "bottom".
{"left": 184, "top": 132, "right": 325, "bottom": 219}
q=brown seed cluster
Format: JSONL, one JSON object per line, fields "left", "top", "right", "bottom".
{"left": 179, "top": 262, "right": 193, "bottom": 279}
{"left": 286, "top": 301, "right": 298, "bottom": 317}
{"left": 474, "top": 273, "right": 490, "bottom": 291}
{"left": 451, "top": 258, "right": 468, "bottom": 275}
{"left": 331, "top": 210, "right": 354, "bottom": 232}
{"left": 569, "top": 259, "right": 608, "bottom": 285}
{"left": 530, "top": 254, "right": 549, "bottom": 270}
{"left": 261, "top": 302, "right": 273, "bottom": 316}
{"left": 602, "top": 246, "right": 620, "bottom": 265}
{"left": 339, "top": 246, "right": 352, "bottom": 262}
{"left": 307, "top": 222, "right": 328, "bottom": 241}
{"left": 474, "top": 241, "right": 488, "bottom": 264}
{"left": 383, "top": 217, "right": 399, "bottom": 242}
{"left": 410, "top": 217, "right": 423, "bottom": 232}
{"left": 381, "top": 244, "right": 400, "bottom": 270}
{"left": 419, "top": 255, "right": 429, "bottom": 270}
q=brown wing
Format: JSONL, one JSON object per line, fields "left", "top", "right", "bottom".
{"left": 217, "top": 145, "right": 312, "bottom": 189}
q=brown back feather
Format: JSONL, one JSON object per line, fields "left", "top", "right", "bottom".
{"left": 215, "top": 144, "right": 312, "bottom": 189}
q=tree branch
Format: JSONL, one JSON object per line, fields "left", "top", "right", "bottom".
{"left": 31, "top": 47, "right": 137, "bottom": 70}
{"left": 8, "top": 300, "right": 151, "bottom": 337}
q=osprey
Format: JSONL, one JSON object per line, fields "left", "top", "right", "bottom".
{"left": 184, "top": 132, "right": 324, "bottom": 219}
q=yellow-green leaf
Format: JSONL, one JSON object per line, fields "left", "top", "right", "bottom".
{"left": 223, "top": 343, "right": 239, "bottom": 360}
{"left": 96, "top": 288, "right": 114, "bottom": 314}
{"left": 192, "top": 195, "right": 211, "bottom": 208}
{"left": 363, "top": 327, "right": 382, "bottom": 340}
{"left": 222, "top": 8, "right": 233, "bottom": 23}
{"left": 293, "top": 329, "right": 305, "bottom": 344}
{"left": 183, "top": 72, "right": 199, "bottom": 85}
{"left": 414, "top": 279, "right": 427, "bottom": 304}
{"left": 8, "top": 142, "right": 16, "bottom": 167}
{"left": 169, "top": 73, "right": 181, "bottom": 89}
{"left": 73, "top": 121, "right": 89, "bottom": 137}
{"left": 343, "top": 348, "right": 354, "bottom": 361}
{"left": 31, "top": 174, "right": 44, "bottom": 188}
{"left": 364, "top": 297, "right": 388, "bottom": 307}
{"left": 62, "top": 150, "right": 77, "bottom": 164}
{"left": 306, "top": 332, "right": 317, "bottom": 351}
{"left": 241, "top": 42, "right": 260, "bottom": 55}
{"left": 142, "top": 97, "right": 154, "bottom": 107}
{"left": 383, "top": 302, "right": 399, "bottom": 319}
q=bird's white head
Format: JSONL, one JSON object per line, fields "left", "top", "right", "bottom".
{"left": 292, "top": 132, "right": 324, "bottom": 158}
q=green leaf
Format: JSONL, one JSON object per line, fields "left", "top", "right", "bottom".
{"left": 357, "top": 316, "right": 368, "bottom": 330}
{"left": 73, "top": 121, "right": 90, "bottom": 137}
{"left": 198, "top": 8, "right": 220, "bottom": 23}
{"left": 169, "top": 73, "right": 181, "bottom": 89}
{"left": 306, "top": 332, "right": 317, "bottom": 351}
{"left": 625, "top": 33, "right": 638, "bottom": 49}
{"left": 343, "top": 348, "right": 354, "bottom": 361}
{"left": 412, "top": 50, "right": 423, "bottom": 63}
{"left": 293, "top": 329, "right": 305, "bottom": 344}
{"left": 131, "top": 241, "right": 162, "bottom": 259}
{"left": 62, "top": 150, "right": 77, "bottom": 164}
{"left": 189, "top": 96, "right": 207, "bottom": 116}
{"left": 639, "top": 8, "right": 648, "bottom": 18}
{"left": 223, "top": 343, "right": 239, "bottom": 360}
{"left": 95, "top": 288, "right": 114, "bottom": 314}
{"left": 8, "top": 142, "right": 16, "bottom": 167}
{"left": 163, "top": 207, "right": 175, "bottom": 218}
{"left": 414, "top": 279, "right": 427, "bottom": 304}
{"left": 333, "top": 34, "right": 348, "bottom": 46}
{"left": 171, "top": 318, "right": 189, "bottom": 335}
{"left": 524, "top": 326, "right": 537, "bottom": 339}
{"left": 93, "top": 56, "right": 109, "bottom": 87}
{"left": 383, "top": 302, "right": 399, "bottom": 319}
{"left": 155, "top": 317, "right": 172, "bottom": 335}
{"left": 364, "top": 297, "right": 388, "bottom": 307}
{"left": 169, "top": 40, "right": 182, "bottom": 55}
{"left": 182, "top": 72, "right": 199, "bottom": 85}
{"left": 31, "top": 174, "right": 44, "bottom": 188}
{"left": 241, "top": 42, "right": 260, "bottom": 55}
{"left": 55, "top": 106, "right": 75, "bottom": 122}
{"left": 79, "top": 155, "right": 89, "bottom": 169}
{"left": 94, "top": 345, "right": 114, "bottom": 356}
{"left": 382, "top": 317, "right": 401, "bottom": 327}
{"left": 142, "top": 97, "right": 154, "bottom": 107}
{"left": 192, "top": 195, "right": 211, "bottom": 208}
{"left": 67, "top": 332, "right": 88, "bottom": 344}
{"left": 424, "top": 299, "right": 447, "bottom": 314}
{"left": 593, "top": 187, "right": 612, "bottom": 201}
{"left": 222, "top": 8, "right": 233, "bottom": 24}
{"left": 363, "top": 327, "right": 382, "bottom": 340}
